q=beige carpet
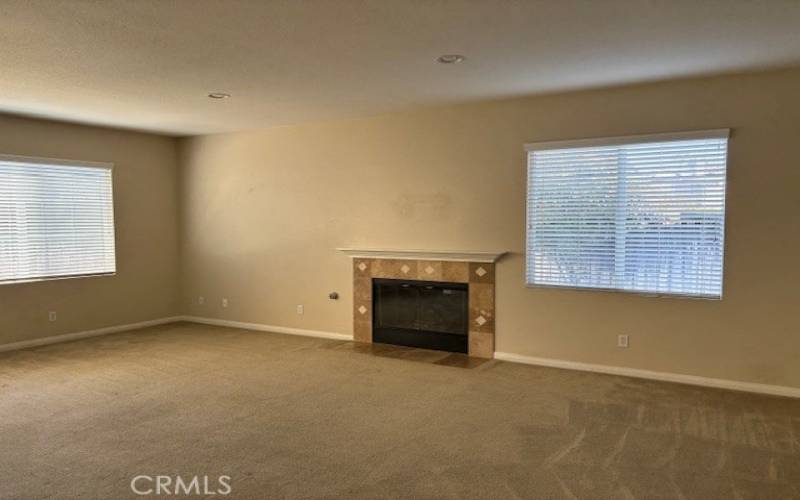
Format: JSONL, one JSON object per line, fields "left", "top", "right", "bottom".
{"left": 1, "top": 322, "right": 798, "bottom": 500}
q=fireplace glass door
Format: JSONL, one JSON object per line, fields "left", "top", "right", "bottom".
{"left": 372, "top": 278, "right": 468, "bottom": 353}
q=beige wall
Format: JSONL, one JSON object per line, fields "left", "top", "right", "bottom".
{"left": 179, "top": 68, "right": 800, "bottom": 388}
{"left": 4, "top": 69, "right": 796, "bottom": 387}
{"left": 0, "top": 115, "right": 180, "bottom": 345}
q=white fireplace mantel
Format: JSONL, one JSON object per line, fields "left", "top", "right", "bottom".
{"left": 337, "top": 248, "right": 507, "bottom": 263}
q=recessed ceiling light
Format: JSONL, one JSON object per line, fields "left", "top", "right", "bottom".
{"left": 436, "top": 54, "right": 465, "bottom": 64}
{"left": 208, "top": 92, "right": 230, "bottom": 99}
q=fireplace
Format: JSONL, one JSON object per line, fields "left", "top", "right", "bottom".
{"left": 372, "top": 278, "right": 468, "bottom": 353}
{"left": 340, "top": 249, "right": 506, "bottom": 358}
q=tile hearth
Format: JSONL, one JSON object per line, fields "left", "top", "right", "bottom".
{"left": 326, "top": 341, "right": 494, "bottom": 369}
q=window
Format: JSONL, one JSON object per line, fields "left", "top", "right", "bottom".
{"left": 525, "top": 130, "right": 728, "bottom": 298}
{"left": 0, "top": 155, "right": 116, "bottom": 284}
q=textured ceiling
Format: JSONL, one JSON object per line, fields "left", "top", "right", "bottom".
{"left": 2, "top": 0, "right": 800, "bottom": 136}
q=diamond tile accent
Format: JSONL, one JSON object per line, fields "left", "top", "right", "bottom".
{"left": 475, "top": 266, "right": 487, "bottom": 277}
{"left": 400, "top": 264, "right": 411, "bottom": 274}
{"left": 425, "top": 265, "right": 435, "bottom": 275}
{"left": 358, "top": 305, "right": 367, "bottom": 315}
{"left": 475, "top": 315, "right": 487, "bottom": 326}
{"left": 357, "top": 262, "right": 367, "bottom": 272}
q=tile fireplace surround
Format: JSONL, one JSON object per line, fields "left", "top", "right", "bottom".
{"left": 341, "top": 250, "right": 505, "bottom": 358}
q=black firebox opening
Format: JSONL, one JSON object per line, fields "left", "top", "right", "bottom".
{"left": 372, "top": 278, "right": 468, "bottom": 353}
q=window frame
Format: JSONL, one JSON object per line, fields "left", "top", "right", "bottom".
{"left": 0, "top": 153, "right": 117, "bottom": 286}
{"left": 523, "top": 129, "right": 730, "bottom": 299}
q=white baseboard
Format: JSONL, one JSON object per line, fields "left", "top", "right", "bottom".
{"left": 179, "top": 315, "right": 353, "bottom": 342}
{"left": 6, "top": 315, "right": 794, "bottom": 399}
{"left": 494, "top": 351, "right": 800, "bottom": 399}
{"left": 0, "top": 316, "right": 183, "bottom": 354}
{"left": 183, "top": 317, "right": 798, "bottom": 398}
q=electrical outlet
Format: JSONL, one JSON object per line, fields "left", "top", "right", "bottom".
{"left": 198, "top": 296, "right": 205, "bottom": 305}
{"left": 617, "top": 334, "right": 629, "bottom": 348}
{"left": 48, "top": 311, "right": 57, "bottom": 322}
{"left": 222, "top": 298, "right": 229, "bottom": 308}
{"left": 296, "top": 304, "right": 304, "bottom": 315}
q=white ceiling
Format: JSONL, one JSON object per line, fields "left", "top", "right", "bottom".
{"left": 2, "top": 0, "right": 800, "bottom": 136}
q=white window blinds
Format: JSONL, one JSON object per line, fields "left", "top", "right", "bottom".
{"left": 0, "top": 155, "right": 116, "bottom": 284}
{"left": 526, "top": 130, "right": 728, "bottom": 298}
